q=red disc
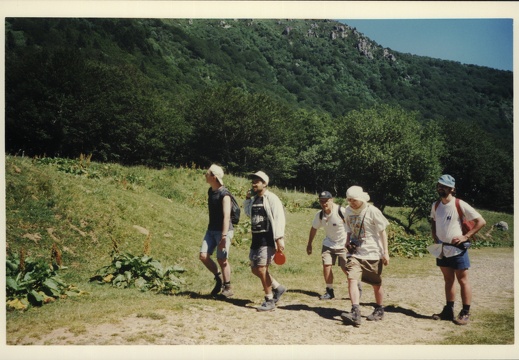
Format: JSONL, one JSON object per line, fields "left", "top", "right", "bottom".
{"left": 274, "top": 251, "right": 286, "bottom": 265}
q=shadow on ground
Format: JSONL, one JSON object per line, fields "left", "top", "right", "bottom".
{"left": 176, "top": 291, "right": 253, "bottom": 307}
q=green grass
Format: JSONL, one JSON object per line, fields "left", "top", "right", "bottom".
{"left": 439, "top": 303, "right": 515, "bottom": 345}
{"left": 5, "top": 155, "right": 514, "bottom": 344}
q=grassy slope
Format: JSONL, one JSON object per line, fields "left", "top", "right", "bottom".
{"left": 5, "top": 155, "right": 514, "bottom": 343}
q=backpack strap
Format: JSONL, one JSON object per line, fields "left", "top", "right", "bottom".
{"left": 434, "top": 200, "right": 441, "bottom": 212}
{"left": 338, "top": 206, "right": 345, "bottom": 223}
{"left": 454, "top": 198, "right": 464, "bottom": 220}
{"left": 320, "top": 204, "right": 345, "bottom": 223}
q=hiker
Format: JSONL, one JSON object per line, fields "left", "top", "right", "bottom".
{"left": 243, "top": 171, "right": 287, "bottom": 311}
{"left": 306, "top": 191, "right": 350, "bottom": 300}
{"left": 340, "top": 186, "right": 389, "bottom": 327}
{"left": 430, "top": 174, "right": 486, "bottom": 325}
{"left": 199, "top": 164, "right": 234, "bottom": 298}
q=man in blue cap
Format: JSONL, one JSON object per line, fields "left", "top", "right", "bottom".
{"left": 430, "top": 174, "right": 486, "bottom": 325}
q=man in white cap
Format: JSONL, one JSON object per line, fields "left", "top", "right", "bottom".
{"left": 243, "top": 171, "right": 287, "bottom": 311}
{"left": 199, "top": 164, "right": 234, "bottom": 298}
{"left": 430, "top": 174, "right": 486, "bottom": 325}
{"left": 306, "top": 191, "right": 349, "bottom": 300}
{"left": 341, "top": 186, "right": 389, "bottom": 327}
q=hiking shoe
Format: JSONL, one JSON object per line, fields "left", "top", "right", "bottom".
{"left": 320, "top": 288, "right": 335, "bottom": 300}
{"left": 454, "top": 311, "right": 470, "bottom": 325}
{"left": 221, "top": 285, "right": 234, "bottom": 298}
{"left": 257, "top": 298, "right": 276, "bottom": 312}
{"left": 211, "top": 275, "right": 223, "bottom": 297}
{"left": 366, "top": 306, "right": 384, "bottom": 321}
{"left": 432, "top": 305, "right": 454, "bottom": 321}
{"left": 273, "top": 285, "right": 286, "bottom": 303}
{"left": 341, "top": 306, "right": 361, "bottom": 326}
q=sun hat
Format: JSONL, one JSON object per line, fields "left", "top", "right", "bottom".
{"left": 346, "top": 186, "right": 370, "bottom": 202}
{"left": 208, "top": 164, "right": 224, "bottom": 185}
{"left": 249, "top": 171, "right": 269, "bottom": 185}
{"left": 438, "top": 174, "right": 455, "bottom": 188}
{"left": 319, "top": 191, "right": 333, "bottom": 199}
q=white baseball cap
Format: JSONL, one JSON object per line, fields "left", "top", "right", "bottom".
{"left": 208, "top": 164, "right": 224, "bottom": 185}
{"left": 249, "top": 171, "right": 269, "bottom": 185}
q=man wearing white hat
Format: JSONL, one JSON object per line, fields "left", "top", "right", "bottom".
{"left": 341, "top": 185, "right": 389, "bottom": 327}
{"left": 430, "top": 174, "right": 486, "bottom": 325}
{"left": 199, "top": 164, "right": 234, "bottom": 298}
{"left": 243, "top": 171, "right": 287, "bottom": 311}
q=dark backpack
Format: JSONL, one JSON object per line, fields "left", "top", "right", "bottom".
{"left": 319, "top": 205, "right": 345, "bottom": 223}
{"left": 221, "top": 188, "right": 241, "bottom": 225}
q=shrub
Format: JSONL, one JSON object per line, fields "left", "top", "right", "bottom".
{"left": 6, "top": 249, "right": 85, "bottom": 311}
{"left": 90, "top": 252, "right": 186, "bottom": 295}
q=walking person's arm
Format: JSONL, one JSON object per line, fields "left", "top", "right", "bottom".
{"left": 219, "top": 195, "right": 231, "bottom": 250}
{"left": 307, "top": 227, "right": 317, "bottom": 255}
{"left": 380, "top": 229, "right": 389, "bottom": 266}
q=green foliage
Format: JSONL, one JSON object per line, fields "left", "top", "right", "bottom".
{"left": 6, "top": 253, "right": 85, "bottom": 311}
{"left": 337, "top": 105, "right": 444, "bottom": 217}
{"left": 438, "top": 119, "right": 513, "bottom": 212}
{"left": 90, "top": 252, "right": 186, "bottom": 294}
{"left": 387, "top": 222, "right": 430, "bottom": 258}
{"left": 5, "top": 18, "right": 513, "bottom": 214}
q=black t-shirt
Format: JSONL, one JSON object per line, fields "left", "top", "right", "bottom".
{"left": 207, "top": 187, "right": 233, "bottom": 231}
{"left": 251, "top": 196, "right": 274, "bottom": 249}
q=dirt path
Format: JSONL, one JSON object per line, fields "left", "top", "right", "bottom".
{"left": 8, "top": 248, "right": 514, "bottom": 358}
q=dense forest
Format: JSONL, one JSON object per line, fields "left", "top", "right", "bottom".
{"left": 5, "top": 18, "right": 514, "bottom": 217}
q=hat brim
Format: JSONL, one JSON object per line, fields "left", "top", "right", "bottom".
{"left": 438, "top": 181, "right": 454, "bottom": 188}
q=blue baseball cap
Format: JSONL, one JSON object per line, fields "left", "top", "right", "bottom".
{"left": 438, "top": 174, "right": 455, "bottom": 188}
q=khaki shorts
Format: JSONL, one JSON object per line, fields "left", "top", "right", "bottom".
{"left": 249, "top": 246, "right": 275, "bottom": 267}
{"left": 345, "top": 257, "right": 383, "bottom": 286}
{"left": 321, "top": 245, "right": 348, "bottom": 267}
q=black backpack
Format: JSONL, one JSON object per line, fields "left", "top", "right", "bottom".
{"left": 319, "top": 205, "right": 345, "bottom": 223}
{"left": 221, "top": 188, "right": 241, "bottom": 225}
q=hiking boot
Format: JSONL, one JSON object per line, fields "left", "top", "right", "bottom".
{"left": 273, "top": 285, "right": 286, "bottom": 303}
{"left": 432, "top": 305, "right": 454, "bottom": 321}
{"left": 367, "top": 306, "right": 384, "bottom": 321}
{"left": 211, "top": 275, "right": 223, "bottom": 297}
{"left": 341, "top": 306, "right": 361, "bottom": 326}
{"left": 320, "top": 288, "right": 335, "bottom": 300}
{"left": 221, "top": 285, "right": 234, "bottom": 298}
{"left": 454, "top": 311, "right": 470, "bottom": 325}
{"left": 257, "top": 297, "right": 276, "bottom": 312}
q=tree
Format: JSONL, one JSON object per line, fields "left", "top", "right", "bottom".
{"left": 183, "top": 85, "right": 298, "bottom": 182}
{"left": 439, "top": 119, "right": 513, "bottom": 212}
{"left": 337, "top": 105, "right": 444, "bottom": 229}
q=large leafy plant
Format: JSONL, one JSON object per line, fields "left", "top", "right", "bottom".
{"left": 6, "top": 250, "right": 85, "bottom": 311}
{"left": 90, "top": 252, "right": 186, "bottom": 294}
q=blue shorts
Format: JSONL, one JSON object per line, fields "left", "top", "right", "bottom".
{"left": 200, "top": 230, "right": 233, "bottom": 259}
{"left": 436, "top": 250, "right": 470, "bottom": 270}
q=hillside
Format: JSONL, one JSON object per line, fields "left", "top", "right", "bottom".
{"left": 5, "top": 155, "right": 513, "bottom": 275}
{"left": 5, "top": 18, "right": 514, "bottom": 212}
{"left": 5, "top": 155, "right": 515, "bottom": 349}
{"left": 6, "top": 18, "right": 512, "bottom": 133}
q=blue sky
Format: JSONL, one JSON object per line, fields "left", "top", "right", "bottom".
{"left": 339, "top": 19, "right": 513, "bottom": 71}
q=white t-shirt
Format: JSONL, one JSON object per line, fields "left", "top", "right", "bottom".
{"left": 430, "top": 197, "right": 481, "bottom": 244}
{"left": 311, "top": 203, "right": 347, "bottom": 249}
{"left": 344, "top": 205, "right": 389, "bottom": 260}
